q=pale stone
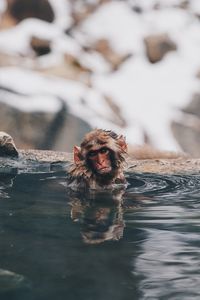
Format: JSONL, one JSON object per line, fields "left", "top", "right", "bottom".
{"left": 144, "top": 33, "right": 177, "bottom": 64}
{"left": 0, "top": 148, "right": 200, "bottom": 175}
{"left": 0, "top": 131, "right": 18, "bottom": 157}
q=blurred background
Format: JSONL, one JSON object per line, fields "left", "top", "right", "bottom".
{"left": 0, "top": 0, "right": 200, "bottom": 156}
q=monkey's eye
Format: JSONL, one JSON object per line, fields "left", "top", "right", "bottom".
{"left": 88, "top": 150, "right": 97, "bottom": 157}
{"left": 99, "top": 147, "right": 109, "bottom": 154}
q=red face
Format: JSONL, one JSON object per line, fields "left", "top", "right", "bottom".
{"left": 87, "top": 147, "right": 112, "bottom": 175}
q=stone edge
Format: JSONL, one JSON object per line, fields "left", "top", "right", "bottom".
{"left": 0, "top": 148, "right": 199, "bottom": 175}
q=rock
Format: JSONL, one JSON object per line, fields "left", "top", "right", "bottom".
{"left": 196, "top": 69, "right": 200, "bottom": 79}
{"left": 128, "top": 144, "right": 187, "bottom": 160}
{"left": 39, "top": 54, "right": 92, "bottom": 85}
{"left": 171, "top": 119, "right": 200, "bottom": 157}
{"left": 0, "top": 148, "right": 200, "bottom": 176}
{"left": 178, "top": 1, "right": 189, "bottom": 9}
{"left": 182, "top": 93, "right": 200, "bottom": 117}
{"left": 6, "top": 0, "right": 54, "bottom": 23}
{"left": 91, "top": 38, "right": 132, "bottom": 71}
{"left": 144, "top": 33, "right": 177, "bottom": 63}
{"left": 104, "top": 95, "right": 127, "bottom": 127}
{"left": 0, "top": 0, "right": 54, "bottom": 29}
{"left": 131, "top": 5, "right": 143, "bottom": 14}
{"left": 0, "top": 90, "right": 91, "bottom": 152}
{"left": 171, "top": 94, "right": 200, "bottom": 157}
{"left": 127, "top": 157, "right": 200, "bottom": 175}
{"left": 30, "top": 36, "right": 51, "bottom": 56}
{"left": 0, "top": 131, "right": 18, "bottom": 157}
{"left": 0, "top": 100, "right": 65, "bottom": 150}
{"left": 64, "top": 53, "right": 92, "bottom": 83}
{"left": 0, "top": 10, "right": 16, "bottom": 29}
{"left": 52, "top": 113, "right": 92, "bottom": 152}
{"left": 70, "top": 0, "right": 110, "bottom": 28}
{"left": 0, "top": 53, "right": 24, "bottom": 67}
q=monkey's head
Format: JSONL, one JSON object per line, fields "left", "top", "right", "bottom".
{"left": 73, "top": 129, "right": 127, "bottom": 179}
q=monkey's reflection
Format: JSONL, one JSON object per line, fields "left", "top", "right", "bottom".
{"left": 69, "top": 189, "right": 125, "bottom": 244}
{"left": 68, "top": 188, "right": 148, "bottom": 245}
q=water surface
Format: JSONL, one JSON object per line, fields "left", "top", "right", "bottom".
{"left": 0, "top": 171, "right": 200, "bottom": 300}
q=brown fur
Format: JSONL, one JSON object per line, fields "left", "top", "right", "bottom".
{"left": 68, "top": 129, "right": 128, "bottom": 190}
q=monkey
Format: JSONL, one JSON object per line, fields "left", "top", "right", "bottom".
{"left": 67, "top": 129, "right": 128, "bottom": 191}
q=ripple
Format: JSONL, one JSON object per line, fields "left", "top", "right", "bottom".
{"left": 0, "top": 269, "right": 31, "bottom": 293}
{"left": 126, "top": 173, "right": 200, "bottom": 200}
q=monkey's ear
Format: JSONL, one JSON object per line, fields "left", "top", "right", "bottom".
{"left": 118, "top": 136, "right": 127, "bottom": 152}
{"left": 73, "top": 146, "right": 82, "bottom": 164}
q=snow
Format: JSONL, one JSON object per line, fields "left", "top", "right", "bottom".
{"left": 190, "top": 0, "right": 200, "bottom": 14}
{"left": 131, "top": 0, "right": 188, "bottom": 10}
{"left": 0, "top": 0, "right": 6, "bottom": 14}
{"left": 48, "top": 0, "right": 72, "bottom": 30}
{"left": 0, "top": 0, "right": 200, "bottom": 151}
{"left": 0, "top": 19, "right": 62, "bottom": 55}
{"left": 0, "top": 91, "right": 62, "bottom": 113}
{"left": 79, "top": 51, "right": 110, "bottom": 74}
{"left": 82, "top": 1, "right": 200, "bottom": 149}
{"left": 93, "top": 54, "right": 199, "bottom": 149}
{"left": 81, "top": 2, "right": 146, "bottom": 55}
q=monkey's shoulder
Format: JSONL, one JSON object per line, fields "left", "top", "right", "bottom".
{"left": 67, "top": 174, "right": 127, "bottom": 192}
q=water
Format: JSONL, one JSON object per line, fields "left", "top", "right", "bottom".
{"left": 0, "top": 171, "right": 200, "bottom": 300}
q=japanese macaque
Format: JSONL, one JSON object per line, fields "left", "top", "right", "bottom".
{"left": 68, "top": 129, "right": 128, "bottom": 191}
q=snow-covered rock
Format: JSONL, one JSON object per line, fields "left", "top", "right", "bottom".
{"left": 0, "top": 0, "right": 200, "bottom": 153}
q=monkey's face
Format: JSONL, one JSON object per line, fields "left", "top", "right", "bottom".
{"left": 87, "top": 147, "right": 113, "bottom": 175}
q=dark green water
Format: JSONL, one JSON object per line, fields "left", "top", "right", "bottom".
{"left": 0, "top": 171, "right": 200, "bottom": 300}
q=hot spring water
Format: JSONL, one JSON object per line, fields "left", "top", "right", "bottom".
{"left": 0, "top": 170, "right": 200, "bottom": 300}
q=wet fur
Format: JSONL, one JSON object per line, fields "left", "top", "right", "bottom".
{"left": 68, "top": 129, "right": 127, "bottom": 190}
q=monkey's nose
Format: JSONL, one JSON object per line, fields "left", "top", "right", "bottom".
{"left": 97, "top": 162, "right": 105, "bottom": 169}
{"left": 97, "top": 154, "right": 105, "bottom": 164}
{"left": 97, "top": 153, "right": 104, "bottom": 164}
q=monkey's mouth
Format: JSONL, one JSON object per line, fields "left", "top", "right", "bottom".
{"left": 97, "top": 166, "right": 112, "bottom": 174}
